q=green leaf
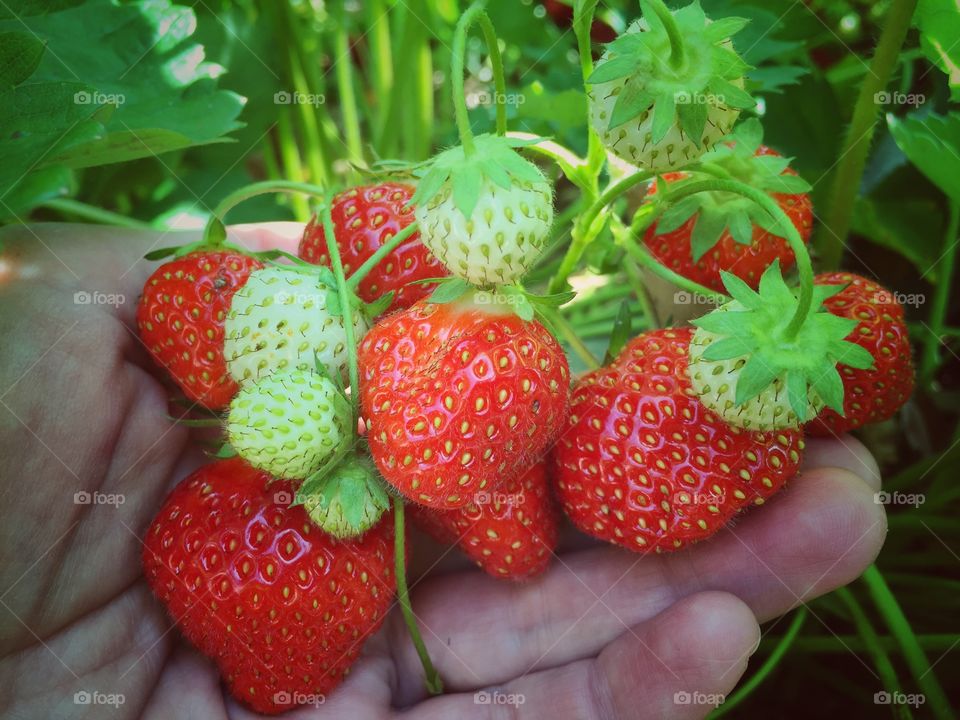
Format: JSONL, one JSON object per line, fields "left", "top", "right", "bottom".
{"left": 587, "top": 55, "right": 638, "bottom": 84}
{"left": 677, "top": 93, "right": 708, "bottom": 148}
{"left": 734, "top": 354, "right": 780, "bottom": 406}
{"left": 711, "top": 45, "right": 750, "bottom": 81}
{"left": 704, "top": 16, "right": 750, "bottom": 41}
{"left": 786, "top": 369, "right": 810, "bottom": 420}
{"left": 609, "top": 78, "right": 654, "bottom": 129}
{"left": 810, "top": 365, "right": 844, "bottom": 415}
{"left": 727, "top": 209, "right": 753, "bottom": 245}
{"left": 690, "top": 208, "right": 728, "bottom": 262}
{"left": 719, "top": 272, "right": 762, "bottom": 309}
{"left": 833, "top": 341, "right": 875, "bottom": 371}
{"left": 656, "top": 196, "right": 701, "bottom": 234}
{"left": 0, "top": 0, "right": 244, "bottom": 218}
{"left": 428, "top": 277, "right": 472, "bottom": 304}
{"left": 888, "top": 112, "right": 960, "bottom": 205}
{"left": 0, "top": 32, "right": 45, "bottom": 89}
{"left": 702, "top": 335, "right": 757, "bottom": 362}
{"left": 756, "top": 260, "right": 794, "bottom": 307}
{"left": 365, "top": 291, "right": 394, "bottom": 319}
{"left": 143, "top": 246, "right": 181, "bottom": 261}
{"left": 762, "top": 174, "right": 812, "bottom": 194}
{"left": 692, "top": 309, "right": 754, "bottom": 335}
{"left": 708, "top": 78, "right": 755, "bottom": 110}
{"left": 650, "top": 91, "right": 677, "bottom": 145}
{"left": 734, "top": 117, "right": 764, "bottom": 154}
{"left": 213, "top": 442, "right": 237, "bottom": 459}
{"left": 915, "top": 0, "right": 960, "bottom": 101}
{"left": 451, "top": 162, "right": 483, "bottom": 219}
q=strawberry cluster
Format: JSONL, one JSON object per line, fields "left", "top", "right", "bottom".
{"left": 131, "top": 0, "right": 916, "bottom": 714}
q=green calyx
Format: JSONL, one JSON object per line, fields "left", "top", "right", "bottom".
{"left": 587, "top": 1, "right": 755, "bottom": 145}
{"left": 691, "top": 261, "right": 875, "bottom": 420}
{"left": 409, "top": 133, "right": 549, "bottom": 221}
{"left": 654, "top": 118, "right": 812, "bottom": 261}
{"left": 296, "top": 452, "right": 391, "bottom": 539}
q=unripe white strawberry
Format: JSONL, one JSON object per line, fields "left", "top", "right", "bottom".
{"left": 687, "top": 324, "right": 824, "bottom": 430}
{"left": 589, "top": 74, "right": 743, "bottom": 171}
{"left": 226, "top": 369, "right": 350, "bottom": 480}
{"left": 415, "top": 177, "right": 553, "bottom": 286}
{"left": 299, "top": 454, "right": 389, "bottom": 539}
{"left": 587, "top": 8, "right": 754, "bottom": 172}
{"left": 686, "top": 263, "right": 872, "bottom": 431}
{"left": 224, "top": 265, "right": 368, "bottom": 385}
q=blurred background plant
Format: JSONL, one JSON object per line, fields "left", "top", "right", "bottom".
{"left": 2, "top": 0, "right": 958, "bottom": 716}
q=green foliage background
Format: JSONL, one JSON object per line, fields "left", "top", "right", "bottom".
{"left": 2, "top": 0, "right": 958, "bottom": 716}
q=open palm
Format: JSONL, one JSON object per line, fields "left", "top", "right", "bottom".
{"left": 0, "top": 222, "right": 887, "bottom": 720}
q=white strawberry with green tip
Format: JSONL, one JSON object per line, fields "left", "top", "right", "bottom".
{"left": 588, "top": 1, "right": 754, "bottom": 171}
{"left": 298, "top": 453, "right": 391, "bottom": 539}
{"left": 412, "top": 133, "right": 554, "bottom": 287}
{"left": 686, "top": 262, "right": 876, "bottom": 430}
{"left": 226, "top": 369, "right": 351, "bottom": 480}
{"left": 224, "top": 265, "right": 369, "bottom": 385}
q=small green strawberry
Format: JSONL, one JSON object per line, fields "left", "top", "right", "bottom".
{"left": 298, "top": 453, "right": 391, "bottom": 539}
{"left": 411, "top": 133, "right": 554, "bottom": 287}
{"left": 226, "top": 369, "right": 351, "bottom": 480}
{"left": 223, "top": 265, "right": 369, "bottom": 385}
{"left": 686, "top": 262, "right": 876, "bottom": 430}
{"left": 588, "top": 3, "right": 754, "bottom": 171}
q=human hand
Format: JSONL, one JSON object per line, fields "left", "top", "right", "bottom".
{"left": 0, "top": 223, "right": 886, "bottom": 719}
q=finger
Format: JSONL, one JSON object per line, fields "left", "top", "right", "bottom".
{"left": 801, "top": 434, "right": 881, "bottom": 490}
{"left": 388, "top": 462, "right": 885, "bottom": 703}
{"left": 407, "top": 591, "right": 759, "bottom": 720}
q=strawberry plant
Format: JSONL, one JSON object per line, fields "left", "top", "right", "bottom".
{"left": 4, "top": 0, "right": 959, "bottom": 717}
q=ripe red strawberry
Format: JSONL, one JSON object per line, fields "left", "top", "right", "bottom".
{"left": 644, "top": 145, "right": 813, "bottom": 293}
{"left": 143, "top": 457, "right": 397, "bottom": 715}
{"left": 806, "top": 273, "right": 914, "bottom": 436}
{"left": 299, "top": 183, "right": 448, "bottom": 311}
{"left": 358, "top": 292, "right": 570, "bottom": 510}
{"left": 410, "top": 461, "right": 559, "bottom": 580}
{"left": 137, "top": 250, "right": 262, "bottom": 409}
{"left": 552, "top": 328, "right": 805, "bottom": 553}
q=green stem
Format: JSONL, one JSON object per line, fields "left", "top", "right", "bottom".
{"left": 393, "top": 498, "right": 444, "bottom": 694}
{"left": 319, "top": 191, "right": 361, "bottom": 420}
{"left": 813, "top": 0, "right": 919, "bottom": 268}
{"left": 921, "top": 200, "right": 959, "bottom": 384}
{"left": 548, "top": 169, "right": 657, "bottom": 293}
{"left": 209, "top": 180, "right": 329, "bottom": 230}
{"left": 541, "top": 307, "right": 601, "bottom": 369}
{"left": 862, "top": 565, "right": 953, "bottom": 719}
{"left": 768, "top": 634, "right": 960, "bottom": 654}
{"left": 346, "top": 221, "right": 420, "bottom": 290}
{"left": 837, "top": 587, "right": 914, "bottom": 720}
{"left": 450, "top": 1, "right": 507, "bottom": 152}
{"left": 620, "top": 235, "right": 729, "bottom": 304}
{"left": 665, "top": 176, "right": 813, "bottom": 337}
{"left": 40, "top": 199, "right": 154, "bottom": 229}
{"left": 709, "top": 608, "right": 807, "bottom": 718}
{"left": 476, "top": 13, "right": 507, "bottom": 136}
{"left": 645, "top": 0, "right": 686, "bottom": 69}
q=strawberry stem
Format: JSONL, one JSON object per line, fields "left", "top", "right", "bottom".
{"left": 661, "top": 175, "right": 814, "bottom": 339}
{"left": 451, "top": 1, "right": 508, "bottom": 156}
{"left": 644, "top": 0, "right": 687, "bottom": 71}
{"left": 204, "top": 180, "right": 330, "bottom": 246}
{"left": 615, "top": 222, "right": 729, "bottom": 305}
{"left": 319, "top": 190, "right": 361, "bottom": 419}
{"left": 346, "top": 220, "right": 420, "bottom": 290}
{"left": 393, "top": 498, "right": 444, "bottom": 695}
{"left": 548, "top": 168, "right": 657, "bottom": 294}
